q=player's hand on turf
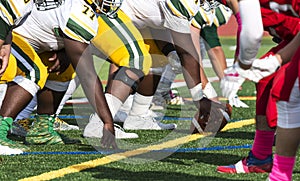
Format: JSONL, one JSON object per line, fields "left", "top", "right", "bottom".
{"left": 48, "top": 50, "right": 70, "bottom": 75}
{"left": 102, "top": 123, "right": 118, "bottom": 149}
{"left": 248, "top": 54, "right": 281, "bottom": 83}
{"left": 0, "top": 44, "right": 11, "bottom": 77}
{"left": 220, "top": 62, "right": 248, "bottom": 99}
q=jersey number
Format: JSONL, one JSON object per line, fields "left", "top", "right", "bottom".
{"left": 82, "top": 5, "right": 96, "bottom": 20}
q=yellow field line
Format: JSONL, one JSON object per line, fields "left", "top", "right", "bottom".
{"left": 218, "top": 96, "right": 256, "bottom": 101}
{"left": 20, "top": 119, "right": 255, "bottom": 181}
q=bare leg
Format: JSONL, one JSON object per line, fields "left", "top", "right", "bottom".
{"left": 0, "top": 82, "right": 32, "bottom": 119}
{"left": 36, "top": 87, "right": 66, "bottom": 115}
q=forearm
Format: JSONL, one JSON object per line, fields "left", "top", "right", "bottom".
{"left": 171, "top": 30, "right": 201, "bottom": 88}
{"left": 225, "top": 0, "right": 239, "bottom": 15}
{"left": 64, "top": 38, "right": 114, "bottom": 125}
{"left": 78, "top": 69, "right": 114, "bottom": 125}
{"left": 277, "top": 32, "right": 300, "bottom": 65}
{"left": 207, "top": 46, "right": 227, "bottom": 79}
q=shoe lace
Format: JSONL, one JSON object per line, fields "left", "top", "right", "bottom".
{"left": 55, "top": 117, "right": 69, "bottom": 127}
{"left": 16, "top": 119, "right": 31, "bottom": 131}
{"left": 139, "top": 114, "right": 160, "bottom": 123}
{"left": 113, "top": 124, "right": 124, "bottom": 132}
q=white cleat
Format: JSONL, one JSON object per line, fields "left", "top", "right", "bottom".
{"left": 83, "top": 113, "right": 139, "bottom": 139}
{"left": 123, "top": 114, "right": 177, "bottom": 130}
{"left": 0, "top": 145, "right": 23, "bottom": 155}
{"left": 114, "top": 110, "right": 164, "bottom": 122}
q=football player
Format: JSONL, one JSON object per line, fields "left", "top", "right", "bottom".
{"left": 267, "top": 33, "right": 300, "bottom": 181}
{"left": 111, "top": 0, "right": 232, "bottom": 132}
{"left": 10, "top": 7, "right": 175, "bottom": 140}
{"left": 192, "top": 1, "right": 234, "bottom": 102}
{"left": 0, "top": 0, "right": 66, "bottom": 155}
{"left": 0, "top": 0, "right": 122, "bottom": 155}
{"left": 217, "top": 0, "right": 300, "bottom": 176}
{"left": 82, "top": 0, "right": 229, "bottom": 133}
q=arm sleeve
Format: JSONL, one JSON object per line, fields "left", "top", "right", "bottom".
{"left": 238, "top": 0, "right": 264, "bottom": 65}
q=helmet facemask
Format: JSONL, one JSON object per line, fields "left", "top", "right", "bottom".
{"left": 34, "top": 0, "right": 64, "bottom": 11}
{"left": 95, "top": 0, "right": 123, "bottom": 18}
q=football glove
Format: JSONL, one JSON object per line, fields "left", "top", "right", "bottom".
{"left": 220, "top": 62, "right": 249, "bottom": 99}
{"left": 249, "top": 55, "right": 281, "bottom": 83}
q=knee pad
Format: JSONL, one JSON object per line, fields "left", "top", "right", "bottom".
{"left": 112, "top": 66, "right": 144, "bottom": 92}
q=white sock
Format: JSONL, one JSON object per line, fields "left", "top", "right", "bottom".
{"left": 55, "top": 77, "right": 80, "bottom": 115}
{"left": 0, "top": 83, "right": 7, "bottom": 108}
{"left": 119, "top": 94, "right": 133, "bottom": 114}
{"left": 105, "top": 93, "right": 122, "bottom": 118}
{"left": 129, "top": 93, "right": 153, "bottom": 116}
{"left": 15, "top": 95, "right": 37, "bottom": 121}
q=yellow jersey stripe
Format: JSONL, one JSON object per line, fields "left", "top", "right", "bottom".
{"left": 8, "top": 0, "right": 21, "bottom": 18}
{"left": 64, "top": 28, "right": 82, "bottom": 42}
{"left": 0, "top": 4, "right": 14, "bottom": 25}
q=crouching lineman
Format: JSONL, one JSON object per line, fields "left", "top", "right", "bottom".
{"left": 0, "top": 0, "right": 123, "bottom": 155}
{"left": 0, "top": 0, "right": 66, "bottom": 155}
{"left": 85, "top": 0, "right": 232, "bottom": 134}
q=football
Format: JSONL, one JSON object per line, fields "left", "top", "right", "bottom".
{"left": 190, "top": 98, "right": 232, "bottom": 133}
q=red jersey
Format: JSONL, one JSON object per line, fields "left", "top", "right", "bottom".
{"left": 260, "top": 0, "right": 300, "bottom": 17}
{"left": 260, "top": 0, "right": 300, "bottom": 41}
{"left": 261, "top": 7, "right": 300, "bottom": 41}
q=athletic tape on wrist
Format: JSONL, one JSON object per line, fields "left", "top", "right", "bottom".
{"left": 189, "top": 83, "right": 204, "bottom": 101}
{"left": 202, "top": 82, "right": 218, "bottom": 99}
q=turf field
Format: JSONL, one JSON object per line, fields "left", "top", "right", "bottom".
{"left": 1, "top": 37, "right": 299, "bottom": 181}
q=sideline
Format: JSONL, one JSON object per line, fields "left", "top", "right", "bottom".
{"left": 20, "top": 119, "right": 255, "bottom": 181}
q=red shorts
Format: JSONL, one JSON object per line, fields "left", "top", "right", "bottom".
{"left": 267, "top": 46, "right": 300, "bottom": 127}
{"left": 256, "top": 41, "right": 289, "bottom": 128}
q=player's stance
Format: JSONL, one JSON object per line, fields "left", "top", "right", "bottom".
{"left": 0, "top": 0, "right": 122, "bottom": 155}
{"left": 0, "top": 0, "right": 64, "bottom": 155}
{"left": 87, "top": 0, "right": 232, "bottom": 134}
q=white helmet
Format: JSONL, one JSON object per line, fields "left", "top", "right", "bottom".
{"left": 34, "top": 0, "right": 64, "bottom": 11}
{"left": 200, "top": 0, "right": 219, "bottom": 11}
{"left": 94, "top": 0, "right": 123, "bottom": 18}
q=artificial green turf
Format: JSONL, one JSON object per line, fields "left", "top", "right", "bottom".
{"left": 1, "top": 81, "right": 299, "bottom": 181}
{"left": 2, "top": 37, "right": 300, "bottom": 181}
